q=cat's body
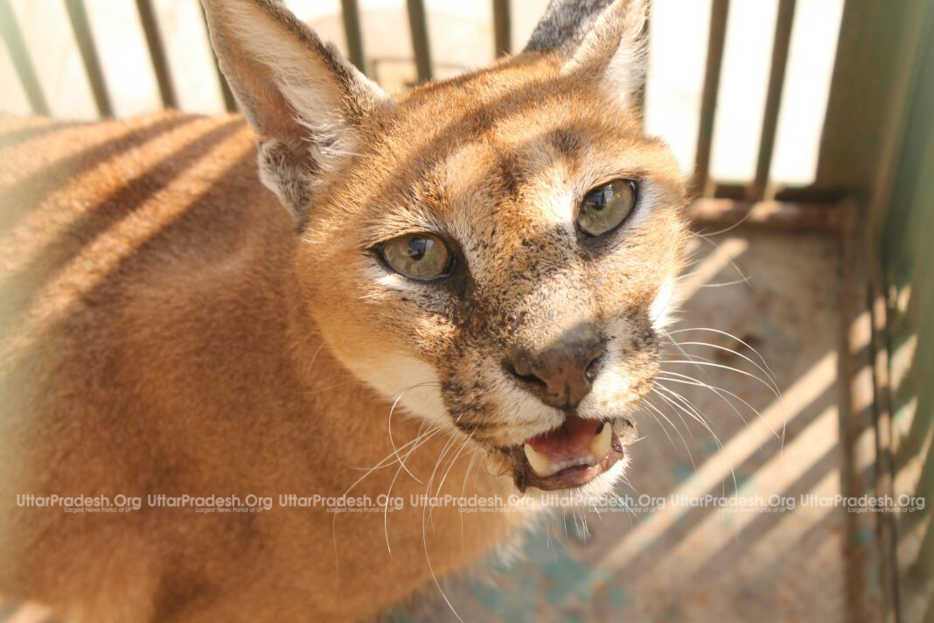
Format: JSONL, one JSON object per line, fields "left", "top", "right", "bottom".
{"left": 0, "top": 1, "right": 688, "bottom": 620}
{"left": 0, "top": 113, "right": 521, "bottom": 620}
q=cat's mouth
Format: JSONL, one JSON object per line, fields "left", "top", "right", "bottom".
{"left": 503, "top": 415, "right": 636, "bottom": 492}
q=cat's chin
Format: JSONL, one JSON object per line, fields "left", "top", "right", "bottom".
{"left": 511, "top": 457, "right": 631, "bottom": 509}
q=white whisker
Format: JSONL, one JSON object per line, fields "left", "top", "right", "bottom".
{"left": 698, "top": 277, "right": 751, "bottom": 288}
{"left": 684, "top": 229, "right": 753, "bottom": 285}
{"left": 342, "top": 423, "right": 441, "bottom": 497}
{"left": 668, "top": 340, "right": 779, "bottom": 394}
{"left": 653, "top": 384, "right": 737, "bottom": 495}
{"left": 655, "top": 371, "right": 782, "bottom": 442}
{"left": 421, "top": 431, "right": 465, "bottom": 623}
{"left": 458, "top": 452, "right": 478, "bottom": 551}
{"left": 658, "top": 359, "right": 779, "bottom": 396}
{"left": 658, "top": 330, "right": 763, "bottom": 432}
{"left": 434, "top": 432, "right": 475, "bottom": 499}
{"left": 386, "top": 381, "right": 442, "bottom": 483}
{"left": 666, "top": 327, "right": 776, "bottom": 380}
{"left": 636, "top": 399, "right": 677, "bottom": 449}
{"left": 643, "top": 394, "right": 696, "bottom": 468}
{"left": 381, "top": 423, "right": 441, "bottom": 555}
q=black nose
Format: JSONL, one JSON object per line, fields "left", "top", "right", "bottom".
{"left": 505, "top": 324, "right": 606, "bottom": 410}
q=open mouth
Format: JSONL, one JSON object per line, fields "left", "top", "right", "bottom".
{"left": 505, "top": 415, "right": 637, "bottom": 492}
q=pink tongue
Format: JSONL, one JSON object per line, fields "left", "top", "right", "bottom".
{"left": 526, "top": 416, "right": 600, "bottom": 460}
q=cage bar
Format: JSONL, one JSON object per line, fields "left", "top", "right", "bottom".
{"left": 63, "top": 0, "right": 113, "bottom": 117}
{"left": 493, "top": 0, "right": 511, "bottom": 57}
{"left": 135, "top": 0, "right": 177, "bottom": 109}
{"left": 406, "top": 0, "right": 432, "bottom": 83}
{"left": 341, "top": 0, "right": 366, "bottom": 73}
{"left": 0, "top": 0, "right": 49, "bottom": 115}
{"left": 750, "top": 0, "right": 796, "bottom": 200}
{"left": 692, "top": 0, "right": 729, "bottom": 196}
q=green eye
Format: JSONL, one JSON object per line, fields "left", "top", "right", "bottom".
{"left": 577, "top": 179, "right": 637, "bottom": 237}
{"left": 380, "top": 233, "right": 452, "bottom": 281}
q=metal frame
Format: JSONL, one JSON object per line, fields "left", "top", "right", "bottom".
{"left": 0, "top": 0, "right": 903, "bottom": 209}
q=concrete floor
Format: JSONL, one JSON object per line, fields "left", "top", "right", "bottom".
{"left": 388, "top": 227, "right": 883, "bottom": 622}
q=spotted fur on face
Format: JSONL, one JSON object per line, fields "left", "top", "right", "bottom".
{"left": 299, "top": 68, "right": 688, "bottom": 494}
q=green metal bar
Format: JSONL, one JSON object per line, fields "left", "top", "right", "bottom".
{"left": 750, "top": 0, "right": 797, "bottom": 200}
{"left": 135, "top": 0, "right": 177, "bottom": 109}
{"left": 693, "top": 0, "right": 729, "bottom": 195}
{"left": 492, "top": 0, "right": 511, "bottom": 57}
{"left": 340, "top": 0, "right": 366, "bottom": 73}
{"left": 63, "top": 0, "right": 113, "bottom": 117}
{"left": 0, "top": 0, "right": 49, "bottom": 115}
{"left": 406, "top": 0, "right": 432, "bottom": 83}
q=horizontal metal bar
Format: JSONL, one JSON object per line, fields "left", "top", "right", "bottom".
{"left": 688, "top": 197, "right": 845, "bottom": 232}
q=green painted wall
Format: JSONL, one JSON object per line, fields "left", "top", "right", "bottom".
{"left": 879, "top": 3, "right": 934, "bottom": 619}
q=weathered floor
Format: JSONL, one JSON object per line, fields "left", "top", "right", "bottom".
{"left": 391, "top": 227, "right": 885, "bottom": 622}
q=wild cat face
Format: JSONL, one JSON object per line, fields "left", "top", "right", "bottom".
{"left": 203, "top": 0, "right": 687, "bottom": 495}
{"left": 303, "top": 62, "right": 687, "bottom": 495}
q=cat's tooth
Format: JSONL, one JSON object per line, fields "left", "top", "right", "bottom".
{"left": 589, "top": 423, "right": 612, "bottom": 460}
{"left": 523, "top": 444, "right": 552, "bottom": 477}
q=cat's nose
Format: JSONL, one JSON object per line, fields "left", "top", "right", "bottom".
{"left": 505, "top": 324, "right": 606, "bottom": 410}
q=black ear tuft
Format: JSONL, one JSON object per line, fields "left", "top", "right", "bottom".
{"left": 525, "top": 0, "right": 648, "bottom": 111}
{"left": 525, "top": 0, "right": 617, "bottom": 55}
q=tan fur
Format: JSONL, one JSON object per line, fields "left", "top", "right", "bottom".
{"left": 0, "top": 1, "right": 688, "bottom": 620}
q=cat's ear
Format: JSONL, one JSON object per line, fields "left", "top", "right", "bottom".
{"left": 524, "top": 0, "right": 647, "bottom": 110}
{"left": 200, "top": 0, "right": 390, "bottom": 224}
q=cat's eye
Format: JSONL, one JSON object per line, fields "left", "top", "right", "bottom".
{"left": 379, "top": 233, "right": 453, "bottom": 281}
{"left": 577, "top": 179, "right": 637, "bottom": 237}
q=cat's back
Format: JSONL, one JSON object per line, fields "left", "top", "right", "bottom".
{"left": 0, "top": 111, "right": 297, "bottom": 456}
{"left": 0, "top": 111, "right": 269, "bottom": 297}
{"left": 0, "top": 110, "right": 299, "bottom": 338}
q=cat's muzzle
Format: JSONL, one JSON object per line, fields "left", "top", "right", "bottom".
{"left": 502, "top": 415, "right": 637, "bottom": 492}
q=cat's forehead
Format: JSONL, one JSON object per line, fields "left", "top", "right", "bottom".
{"left": 355, "top": 76, "right": 681, "bottom": 232}
{"left": 317, "top": 61, "right": 684, "bottom": 272}
{"left": 387, "top": 66, "right": 632, "bottom": 154}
